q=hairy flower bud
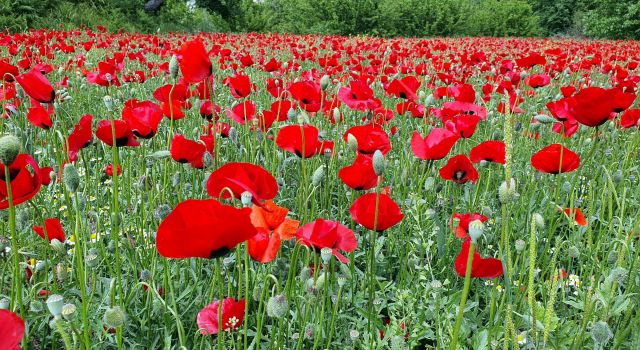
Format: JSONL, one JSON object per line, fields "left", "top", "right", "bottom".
{"left": 169, "top": 55, "right": 179, "bottom": 80}
{"left": 63, "top": 163, "right": 80, "bottom": 192}
{"left": 266, "top": 294, "right": 289, "bottom": 319}
{"left": 591, "top": 321, "right": 612, "bottom": 345}
{"left": 103, "top": 306, "right": 126, "bottom": 329}
{"left": 372, "top": 150, "right": 385, "bottom": 176}
{"left": 312, "top": 165, "right": 325, "bottom": 187}
{"left": 0, "top": 134, "right": 21, "bottom": 165}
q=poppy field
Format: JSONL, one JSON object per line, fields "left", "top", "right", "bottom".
{"left": 1, "top": 29, "right": 640, "bottom": 349}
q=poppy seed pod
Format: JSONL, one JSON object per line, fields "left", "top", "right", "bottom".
{"left": 63, "top": 163, "right": 80, "bottom": 192}
{"left": 320, "top": 247, "right": 333, "bottom": 264}
{"left": 241, "top": 191, "right": 253, "bottom": 207}
{"left": 103, "top": 306, "right": 126, "bottom": 329}
{"left": 568, "top": 246, "right": 580, "bottom": 258}
{"left": 372, "top": 150, "right": 385, "bottom": 176}
{"left": 0, "top": 134, "right": 21, "bottom": 165}
{"left": 103, "top": 95, "right": 113, "bottom": 112}
{"left": 169, "top": 55, "right": 179, "bottom": 80}
{"left": 468, "top": 219, "right": 484, "bottom": 242}
{"left": 46, "top": 294, "right": 64, "bottom": 318}
{"left": 266, "top": 294, "right": 289, "bottom": 319}
{"left": 61, "top": 303, "right": 76, "bottom": 320}
{"left": 287, "top": 107, "right": 297, "bottom": 121}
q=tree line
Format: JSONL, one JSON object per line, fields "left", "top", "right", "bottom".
{"left": 1, "top": 0, "right": 638, "bottom": 39}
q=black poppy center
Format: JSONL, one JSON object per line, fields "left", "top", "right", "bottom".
{"left": 209, "top": 246, "right": 231, "bottom": 259}
{"left": 399, "top": 92, "right": 407, "bottom": 99}
{"left": 115, "top": 136, "right": 130, "bottom": 147}
{"left": 454, "top": 171, "right": 466, "bottom": 180}
{"left": 301, "top": 98, "right": 310, "bottom": 104}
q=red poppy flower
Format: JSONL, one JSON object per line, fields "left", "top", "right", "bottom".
{"left": 39, "top": 166, "right": 53, "bottom": 185}
{"left": 289, "top": 81, "right": 321, "bottom": 113}
{"left": 0, "top": 309, "right": 24, "bottom": 350}
{"left": 531, "top": 144, "right": 580, "bottom": 174}
{"left": 275, "top": 124, "right": 326, "bottom": 158}
{"left": 248, "top": 200, "right": 299, "bottom": 263}
{"left": 525, "top": 74, "right": 551, "bottom": 88}
{"left": 226, "top": 100, "right": 256, "bottom": 125}
{"left": 26, "top": 104, "right": 53, "bottom": 129}
{"left": 469, "top": 140, "right": 506, "bottom": 164}
{"left": 451, "top": 212, "right": 488, "bottom": 239}
{"left": 170, "top": 134, "right": 206, "bottom": 168}
{"left": 86, "top": 61, "right": 120, "bottom": 87}
{"left": 454, "top": 239, "right": 504, "bottom": 278}
{"left": 224, "top": 74, "right": 254, "bottom": 98}
{"left": 199, "top": 100, "right": 221, "bottom": 122}
{"left": 67, "top": 114, "right": 93, "bottom": 162}
{"left": 563, "top": 208, "right": 587, "bottom": 226}
{"left": 15, "top": 69, "right": 55, "bottom": 103}
{"left": 546, "top": 98, "right": 580, "bottom": 138}
{"left": 153, "top": 83, "right": 189, "bottom": 104}
{"left": 450, "top": 83, "right": 476, "bottom": 103}
{"left": 343, "top": 124, "right": 391, "bottom": 155}
{"left": 410, "top": 129, "right": 459, "bottom": 161}
{"left": 447, "top": 114, "right": 482, "bottom": 138}
{"left": 156, "top": 199, "right": 257, "bottom": 259}
{"left": 161, "top": 100, "right": 188, "bottom": 120}
{"left": 179, "top": 39, "right": 212, "bottom": 84}
{"left": 567, "top": 87, "right": 635, "bottom": 127}
{"left": 121, "top": 99, "right": 163, "bottom": 139}
{"left": 206, "top": 162, "right": 278, "bottom": 204}
{"left": 0, "top": 60, "right": 19, "bottom": 82}
{"left": 32, "top": 217, "right": 65, "bottom": 242}
{"left": 338, "top": 80, "right": 381, "bottom": 111}
{"left": 338, "top": 154, "right": 378, "bottom": 190}
{"left": 620, "top": 109, "right": 640, "bottom": 129}
{"left": 197, "top": 298, "right": 246, "bottom": 335}
{"left": 0, "top": 154, "right": 42, "bottom": 210}
{"left": 95, "top": 120, "right": 139, "bottom": 147}
{"left": 385, "top": 75, "right": 420, "bottom": 100}
{"left": 350, "top": 193, "right": 404, "bottom": 232}
{"left": 105, "top": 164, "right": 122, "bottom": 177}
{"left": 439, "top": 155, "right": 479, "bottom": 184}
{"left": 295, "top": 218, "right": 357, "bottom": 263}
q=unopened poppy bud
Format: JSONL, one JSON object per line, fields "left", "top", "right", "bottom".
{"left": 468, "top": 219, "right": 484, "bottom": 242}
{"left": 282, "top": 62, "right": 288, "bottom": 70}
{"left": 515, "top": 239, "right": 526, "bottom": 252}
{"left": 613, "top": 170, "right": 622, "bottom": 184}
{"left": 228, "top": 127, "right": 238, "bottom": 143}
{"left": 561, "top": 181, "right": 572, "bottom": 193}
{"left": 320, "top": 75, "right": 330, "bottom": 90}
{"left": 63, "top": 163, "right": 80, "bottom": 192}
{"left": 332, "top": 107, "right": 340, "bottom": 123}
{"left": 30, "top": 300, "right": 44, "bottom": 313}
{"left": 61, "top": 303, "right": 76, "bottom": 320}
{"left": 498, "top": 178, "right": 517, "bottom": 204}
{"left": 140, "top": 269, "right": 152, "bottom": 282}
{"left": 568, "top": 246, "right": 580, "bottom": 258}
{"left": 337, "top": 275, "right": 347, "bottom": 287}
{"left": 0, "top": 134, "right": 21, "bottom": 165}
{"left": 103, "top": 306, "right": 126, "bottom": 329}
{"left": 46, "top": 294, "right": 64, "bottom": 318}
{"left": 203, "top": 152, "right": 214, "bottom": 168}
{"left": 171, "top": 171, "right": 180, "bottom": 188}
{"left": 315, "top": 273, "right": 326, "bottom": 290}
{"left": 529, "top": 122, "right": 541, "bottom": 132}
{"left": 390, "top": 335, "right": 405, "bottom": 350}
{"left": 372, "top": 150, "right": 385, "bottom": 176}
{"left": 533, "top": 213, "right": 545, "bottom": 229}
{"left": 609, "top": 267, "right": 628, "bottom": 285}
{"left": 56, "top": 263, "right": 67, "bottom": 282}
{"left": 346, "top": 133, "right": 358, "bottom": 152}
{"left": 103, "top": 95, "right": 113, "bottom": 112}
{"left": 320, "top": 247, "right": 333, "bottom": 264}
{"left": 311, "top": 165, "right": 325, "bottom": 186}
{"left": 169, "top": 55, "right": 179, "bottom": 80}
{"left": 266, "top": 294, "right": 289, "bottom": 319}
{"left": 241, "top": 191, "right": 253, "bottom": 207}
{"left": 591, "top": 321, "right": 612, "bottom": 345}
{"left": 534, "top": 114, "right": 556, "bottom": 124}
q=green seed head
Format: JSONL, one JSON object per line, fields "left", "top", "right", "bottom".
{"left": 103, "top": 306, "right": 126, "bottom": 329}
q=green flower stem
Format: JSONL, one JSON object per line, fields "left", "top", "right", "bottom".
{"left": 449, "top": 241, "right": 476, "bottom": 350}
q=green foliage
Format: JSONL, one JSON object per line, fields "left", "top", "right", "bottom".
{"left": 580, "top": 0, "right": 640, "bottom": 39}
{"left": 0, "top": 0, "right": 637, "bottom": 39}
{"left": 464, "top": 0, "right": 541, "bottom": 37}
